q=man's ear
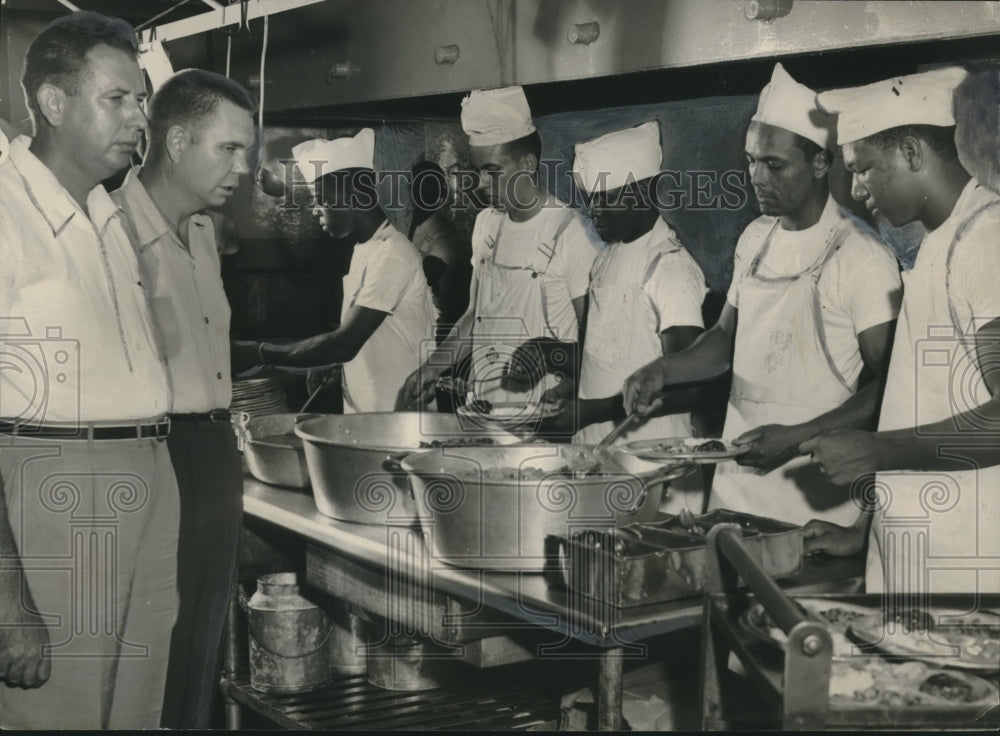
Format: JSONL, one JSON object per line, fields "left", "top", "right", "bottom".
{"left": 34, "top": 83, "right": 66, "bottom": 128}
{"left": 520, "top": 151, "right": 539, "bottom": 175}
{"left": 165, "top": 124, "right": 188, "bottom": 163}
{"left": 898, "top": 134, "right": 924, "bottom": 172}
{"left": 812, "top": 149, "right": 833, "bottom": 180}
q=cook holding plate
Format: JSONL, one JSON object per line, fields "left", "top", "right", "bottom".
{"left": 397, "top": 86, "right": 599, "bottom": 416}
{"left": 623, "top": 64, "right": 902, "bottom": 527}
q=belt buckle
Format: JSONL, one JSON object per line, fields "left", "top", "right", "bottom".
{"left": 209, "top": 409, "right": 230, "bottom": 423}
{"left": 156, "top": 416, "right": 171, "bottom": 439}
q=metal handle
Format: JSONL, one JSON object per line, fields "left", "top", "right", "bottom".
{"left": 382, "top": 452, "right": 410, "bottom": 473}
{"left": 234, "top": 411, "right": 253, "bottom": 451}
{"left": 643, "top": 461, "right": 697, "bottom": 489}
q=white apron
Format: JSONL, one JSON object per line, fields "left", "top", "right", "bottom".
{"left": 574, "top": 244, "right": 703, "bottom": 512}
{"left": 469, "top": 209, "right": 576, "bottom": 405}
{"left": 711, "top": 219, "right": 859, "bottom": 526}
{"left": 866, "top": 199, "right": 1000, "bottom": 595}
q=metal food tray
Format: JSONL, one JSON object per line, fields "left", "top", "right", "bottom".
{"left": 550, "top": 510, "right": 804, "bottom": 608}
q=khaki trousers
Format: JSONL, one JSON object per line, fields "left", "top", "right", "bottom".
{"left": 0, "top": 435, "right": 179, "bottom": 729}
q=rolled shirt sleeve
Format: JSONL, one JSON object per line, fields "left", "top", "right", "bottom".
{"left": 645, "top": 251, "right": 706, "bottom": 331}
{"left": 348, "top": 239, "right": 417, "bottom": 315}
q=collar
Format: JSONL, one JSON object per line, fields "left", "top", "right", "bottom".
{"left": 933, "top": 177, "right": 980, "bottom": 235}
{"left": 117, "top": 166, "right": 210, "bottom": 250}
{"left": 366, "top": 218, "right": 396, "bottom": 244}
{"left": 7, "top": 136, "right": 122, "bottom": 236}
{"left": 118, "top": 166, "right": 171, "bottom": 248}
{"left": 613, "top": 215, "right": 679, "bottom": 251}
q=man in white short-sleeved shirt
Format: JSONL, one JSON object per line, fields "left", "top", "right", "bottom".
{"left": 624, "top": 64, "right": 901, "bottom": 526}
{"left": 805, "top": 67, "right": 1000, "bottom": 596}
{"left": 397, "top": 86, "right": 599, "bottom": 413}
{"left": 563, "top": 121, "right": 708, "bottom": 510}
{"left": 0, "top": 13, "right": 178, "bottom": 729}
{"left": 245, "top": 129, "right": 435, "bottom": 413}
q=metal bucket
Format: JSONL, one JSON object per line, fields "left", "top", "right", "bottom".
{"left": 329, "top": 600, "right": 367, "bottom": 675}
{"left": 366, "top": 635, "right": 454, "bottom": 691}
{"left": 247, "top": 572, "right": 332, "bottom": 693}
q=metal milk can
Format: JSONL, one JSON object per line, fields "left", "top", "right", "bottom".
{"left": 246, "top": 572, "right": 332, "bottom": 693}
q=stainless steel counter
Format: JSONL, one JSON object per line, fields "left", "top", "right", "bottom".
{"left": 242, "top": 475, "right": 864, "bottom": 730}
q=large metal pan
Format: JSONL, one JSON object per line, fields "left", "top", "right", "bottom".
{"left": 237, "top": 412, "right": 315, "bottom": 489}
{"left": 401, "top": 444, "right": 696, "bottom": 571}
{"left": 294, "top": 413, "right": 523, "bottom": 525}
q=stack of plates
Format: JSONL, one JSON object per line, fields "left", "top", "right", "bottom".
{"left": 230, "top": 377, "right": 288, "bottom": 416}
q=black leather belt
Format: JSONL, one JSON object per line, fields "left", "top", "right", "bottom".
{"left": 0, "top": 417, "right": 172, "bottom": 441}
{"left": 170, "top": 409, "right": 232, "bottom": 423}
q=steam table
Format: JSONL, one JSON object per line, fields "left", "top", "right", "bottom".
{"left": 224, "top": 477, "right": 863, "bottom": 730}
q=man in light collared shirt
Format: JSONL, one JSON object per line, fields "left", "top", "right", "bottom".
{"left": 0, "top": 12, "right": 177, "bottom": 729}
{"left": 243, "top": 130, "right": 436, "bottom": 413}
{"left": 111, "top": 69, "right": 256, "bottom": 729}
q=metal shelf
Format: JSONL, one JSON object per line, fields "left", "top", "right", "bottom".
{"left": 222, "top": 674, "right": 559, "bottom": 731}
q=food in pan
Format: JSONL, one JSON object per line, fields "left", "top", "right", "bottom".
{"left": 418, "top": 437, "right": 496, "bottom": 448}
{"left": 848, "top": 608, "right": 1000, "bottom": 671}
{"left": 467, "top": 466, "right": 555, "bottom": 480}
{"left": 459, "top": 462, "right": 606, "bottom": 480}
{"left": 830, "top": 659, "right": 997, "bottom": 707}
{"left": 919, "top": 672, "right": 976, "bottom": 702}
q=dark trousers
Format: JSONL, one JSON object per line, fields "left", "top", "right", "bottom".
{"left": 160, "top": 418, "right": 243, "bottom": 729}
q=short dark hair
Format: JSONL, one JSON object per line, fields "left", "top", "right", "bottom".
{"left": 22, "top": 11, "right": 138, "bottom": 122}
{"left": 147, "top": 69, "right": 254, "bottom": 157}
{"left": 500, "top": 131, "right": 542, "bottom": 166}
{"left": 790, "top": 132, "right": 832, "bottom": 166}
{"left": 868, "top": 124, "right": 959, "bottom": 162}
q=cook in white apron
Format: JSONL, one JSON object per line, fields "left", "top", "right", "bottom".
{"left": 574, "top": 240, "right": 705, "bottom": 512}
{"left": 866, "top": 195, "right": 1000, "bottom": 595}
{"left": 712, "top": 219, "right": 859, "bottom": 526}
{"left": 469, "top": 208, "right": 577, "bottom": 407}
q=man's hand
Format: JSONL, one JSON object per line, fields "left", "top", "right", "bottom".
{"left": 533, "top": 398, "right": 577, "bottom": 440}
{"left": 502, "top": 338, "right": 577, "bottom": 392}
{"left": 502, "top": 339, "right": 547, "bottom": 392}
{"left": 800, "top": 430, "right": 883, "bottom": 487}
{"left": 305, "top": 367, "right": 340, "bottom": 397}
{"left": 622, "top": 359, "right": 670, "bottom": 416}
{"left": 733, "top": 424, "right": 807, "bottom": 472}
{"left": 0, "top": 583, "right": 51, "bottom": 689}
{"left": 802, "top": 518, "right": 867, "bottom": 557}
{"left": 230, "top": 339, "right": 262, "bottom": 377}
{"left": 396, "top": 365, "right": 443, "bottom": 411}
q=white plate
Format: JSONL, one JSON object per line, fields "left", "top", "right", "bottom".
{"left": 623, "top": 437, "right": 748, "bottom": 464}
{"left": 456, "top": 401, "right": 563, "bottom": 428}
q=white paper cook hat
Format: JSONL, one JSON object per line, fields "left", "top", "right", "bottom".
{"left": 573, "top": 121, "right": 662, "bottom": 195}
{"left": 816, "top": 66, "right": 968, "bottom": 145}
{"left": 460, "top": 86, "right": 537, "bottom": 147}
{"left": 751, "top": 63, "right": 834, "bottom": 149}
{"left": 291, "top": 128, "right": 375, "bottom": 183}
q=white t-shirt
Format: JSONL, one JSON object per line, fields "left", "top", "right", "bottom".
{"left": 727, "top": 198, "right": 902, "bottom": 389}
{"left": 341, "top": 221, "right": 436, "bottom": 413}
{"left": 470, "top": 203, "right": 598, "bottom": 342}
{"left": 579, "top": 216, "right": 705, "bottom": 398}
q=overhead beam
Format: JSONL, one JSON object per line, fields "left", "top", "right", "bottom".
{"left": 137, "top": 0, "right": 324, "bottom": 46}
